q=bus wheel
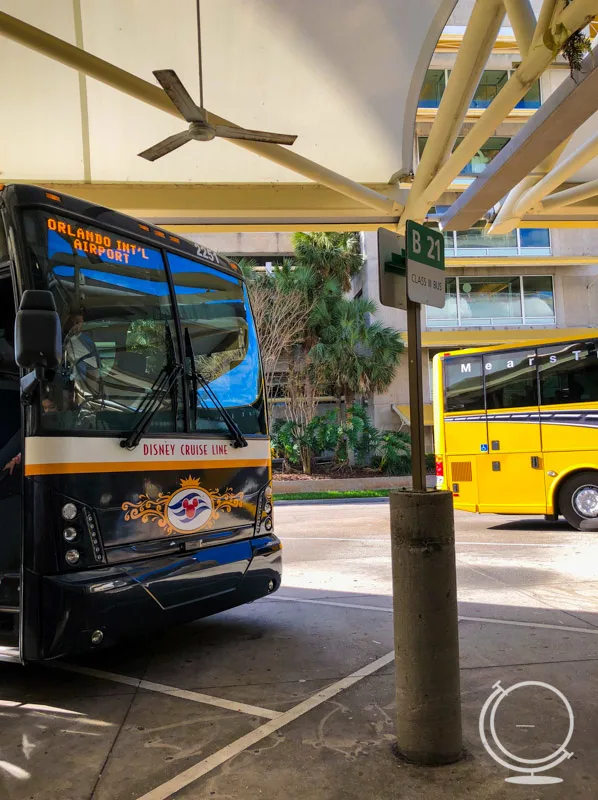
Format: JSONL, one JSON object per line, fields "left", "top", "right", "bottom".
{"left": 559, "top": 471, "right": 598, "bottom": 530}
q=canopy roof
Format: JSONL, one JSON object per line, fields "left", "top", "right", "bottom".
{"left": 2, "top": 0, "right": 598, "bottom": 232}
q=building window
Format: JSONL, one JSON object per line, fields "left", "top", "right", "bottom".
{"left": 426, "top": 275, "right": 555, "bottom": 328}
{"left": 419, "top": 69, "right": 447, "bottom": 108}
{"left": 419, "top": 136, "right": 511, "bottom": 177}
{"left": 418, "top": 69, "right": 541, "bottom": 110}
{"left": 431, "top": 217, "right": 551, "bottom": 257}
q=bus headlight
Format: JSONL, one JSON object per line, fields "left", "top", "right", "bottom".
{"left": 61, "top": 503, "right": 78, "bottom": 521}
{"left": 264, "top": 485, "right": 273, "bottom": 499}
{"left": 65, "top": 549, "right": 80, "bottom": 565}
{"left": 63, "top": 527, "right": 78, "bottom": 542}
{"left": 264, "top": 517, "right": 273, "bottom": 532}
{"left": 264, "top": 500, "right": 273, "bottom": 515}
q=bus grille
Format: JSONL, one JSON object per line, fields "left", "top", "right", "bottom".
{"left": 451, "top": 461, "right": 473, "bottom": 482}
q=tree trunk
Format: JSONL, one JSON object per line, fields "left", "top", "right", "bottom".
{"left": 300, "top": 444, "right": 312, "bottom": 475}
{"left": 345, "top": 391, "right": 356, "bottom": 466}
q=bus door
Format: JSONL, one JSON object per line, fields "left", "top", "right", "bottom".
{"left": 478, "top": 348, "right": 546, "bottom": 514}
{"left": 443, "top": 355, "right": 487, "bottom": 512}
{"left": 0, "top": 249, "right": 22, "bottom": 661}
{"left": 537, "top": 342, "right": 598, "bottom": 505}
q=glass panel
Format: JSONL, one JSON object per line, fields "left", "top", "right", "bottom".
{"left": 459, "top": 136, "right": 511, "bottom": 176}
{"left": 22, "top": 210, "right": 183, "bottom": 434}
{"left": 168, "top": 253, "right": 266, "bottom": 435}
{"left": 456, "top": 221, "right": 517, "bottom": 251}
{"left": 444, "top": 355, "right": 484, "bottom": 412}
{"left": 471, "top": 70, "right": 509, "bottom": 108}
{"left": 484, "top": 349, "right": 538, "bottom": 409}
{"left": 519, "top": 228, "right": 550, "bottom": 248}
{"left": 515, "top": 80, "right": 541, "bottom": 109}
{"left": 522, "top": 276, "right": 554, "bottom": 319}
{"left": 539, "top": 341, "right": 598, "bottom": 405}
{"left": 458, "top": 276, "right": 522, "bottom": 324}
{"left": 418, "top": 69, "right": 446, "bottom": 108}
{"left": 427, "top": 277, "right": 458, "bottom": 324}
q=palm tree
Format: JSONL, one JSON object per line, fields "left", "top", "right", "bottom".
{"left": 292, "top": 232, "right": 363, "bottom": 293}
{"left": 310, "top": 295, "right": 404, "bottom": 414}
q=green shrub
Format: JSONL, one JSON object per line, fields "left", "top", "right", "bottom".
{"left": 272, "top": 409, "right": 431, "bottom": 476}
{"left": 375, "top": 430, "right": 412, "bottom": 475}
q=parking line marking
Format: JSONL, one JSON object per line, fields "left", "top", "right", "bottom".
{"left": 136, "top": 649, "right": 395, "bottom": 800}
{"left": 281, "top": 536, "right": 588, "bottom": 547}
{"left": 54, "top": 664, "right": 279, "bottom": 720}
{"left": 269, "top": 596, "right": 598, "bottom": 635}
{"left": 273, "top": 596, "right": 393, "bottom": 613}
{"left": 458, "top": 615, "right": 598, "bottom": 635}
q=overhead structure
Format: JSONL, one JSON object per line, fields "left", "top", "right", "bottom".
{"left": 441, "top": 39, "right": 598, "bottom": 231}
{"left": 0, "top": 0, "right": 458, "bottom": 231}
{"left": 1, "top": 0, "right": 598, "bottom": 232}
{"left": 403, "top": 0, "right": 598, "bottom": 231}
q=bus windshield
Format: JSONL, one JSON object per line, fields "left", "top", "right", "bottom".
{"left": 22, "top": 210, "right": 265, "bottom": 436}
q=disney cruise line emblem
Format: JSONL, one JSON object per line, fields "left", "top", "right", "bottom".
{"left": 122, "top": 476, "right": 244, "bottom": 535}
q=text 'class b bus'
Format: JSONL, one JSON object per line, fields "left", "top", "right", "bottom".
{"left": 433, "top": 338, "right": 598, "bottom": 530}
{"left": 0, "top": 184, "right": 280, "bottom": 664}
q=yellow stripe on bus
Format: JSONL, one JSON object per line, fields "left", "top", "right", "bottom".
{"left": 25, "top": 459, "right": 270, "bottom": 476}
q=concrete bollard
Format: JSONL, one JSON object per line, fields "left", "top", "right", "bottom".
{"left": 390, "top": 489, "right": 463, "bottom": 765}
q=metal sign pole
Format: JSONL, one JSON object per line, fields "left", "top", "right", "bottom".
{"left": 406, "top": 297, "right": 426, "bottom": 492}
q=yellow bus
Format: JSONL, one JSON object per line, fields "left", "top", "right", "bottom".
{"left": 433, "top": 338, "right": 598, "bottom": 530}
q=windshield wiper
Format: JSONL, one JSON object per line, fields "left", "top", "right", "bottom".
{"left": 121, "top": 362, "right": 183, "bottom": 450}
{"left": 184, "top": 327, "right": 248, "bottom": 449}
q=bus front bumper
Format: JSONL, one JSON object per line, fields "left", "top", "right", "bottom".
{"left": 31, "top": 534, "right": 282, "bottom": 661}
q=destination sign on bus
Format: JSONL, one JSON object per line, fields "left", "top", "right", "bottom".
{"left": 47, "top": 217, "right": 151, "bottom": 265}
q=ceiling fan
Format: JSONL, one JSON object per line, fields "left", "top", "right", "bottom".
{"left": 138, "top": 2, "right": 297, "bottom": 162}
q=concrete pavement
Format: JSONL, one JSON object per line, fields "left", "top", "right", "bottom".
{"left": 1, "top": 503, "right": 597, "bottom": 798}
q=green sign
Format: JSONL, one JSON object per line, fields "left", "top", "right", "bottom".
{"left": 406, "top": 219, "right": 446, "bottom": 308}
{"left": 406, "top": 219, "right": 445, "bottom": 269}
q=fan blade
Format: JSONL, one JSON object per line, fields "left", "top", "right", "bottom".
{"left": 213, "top": 125, "right": 297, "bottom": 146}
{"left": 138, "top": 130, "right": 192, "bottom": 161}
{"left": 153, "top": 69, "right": 205, "bottom": 123}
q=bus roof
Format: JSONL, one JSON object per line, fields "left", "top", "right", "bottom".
{"left": 0, "top": 183, "right": 240, "bottom": 279}
{"left": 440, "top": 335, "right": 598, "bottom": 358}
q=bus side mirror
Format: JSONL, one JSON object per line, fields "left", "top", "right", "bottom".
{"left": 15, "top": 290, "right": 61, "bottom": 404}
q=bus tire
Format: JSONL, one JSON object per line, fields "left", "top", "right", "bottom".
{"left": 558, "top": 471, "right": 598, "bottom": 530}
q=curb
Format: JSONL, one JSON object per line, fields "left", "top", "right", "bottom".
{"left": 274, "top": 496, "right": 391, "bottom": 506}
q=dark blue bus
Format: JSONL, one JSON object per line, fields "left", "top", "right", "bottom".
{"left": 0, "top": 184, "right": 280, "bottom": 663}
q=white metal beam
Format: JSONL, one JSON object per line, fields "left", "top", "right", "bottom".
{"left": 514, "top": 131, "right": 598, "bottom": 214}
{"left": 540, "top": 177, "right": 598, "bottom": 209}
{"left": 503, "top": 0, "right": 536, "bottom": 56}
{"left": 489, "top": 140, "right": 570, "bottom": 233}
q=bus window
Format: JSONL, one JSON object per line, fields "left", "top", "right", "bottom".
{"left": 168, "top": 252, "right": 266, "bottom": 435}
{"left": 484, "top": 350, "right": 538, "bottom": 409}
{"left": 21, "top": 210, "right": 184, "bottom": 434}
{"left": 444, "top": 355, "right": 484, "bottom": 412}
{"left": 538, "top": 341, "right": 598, "bottom": 404}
